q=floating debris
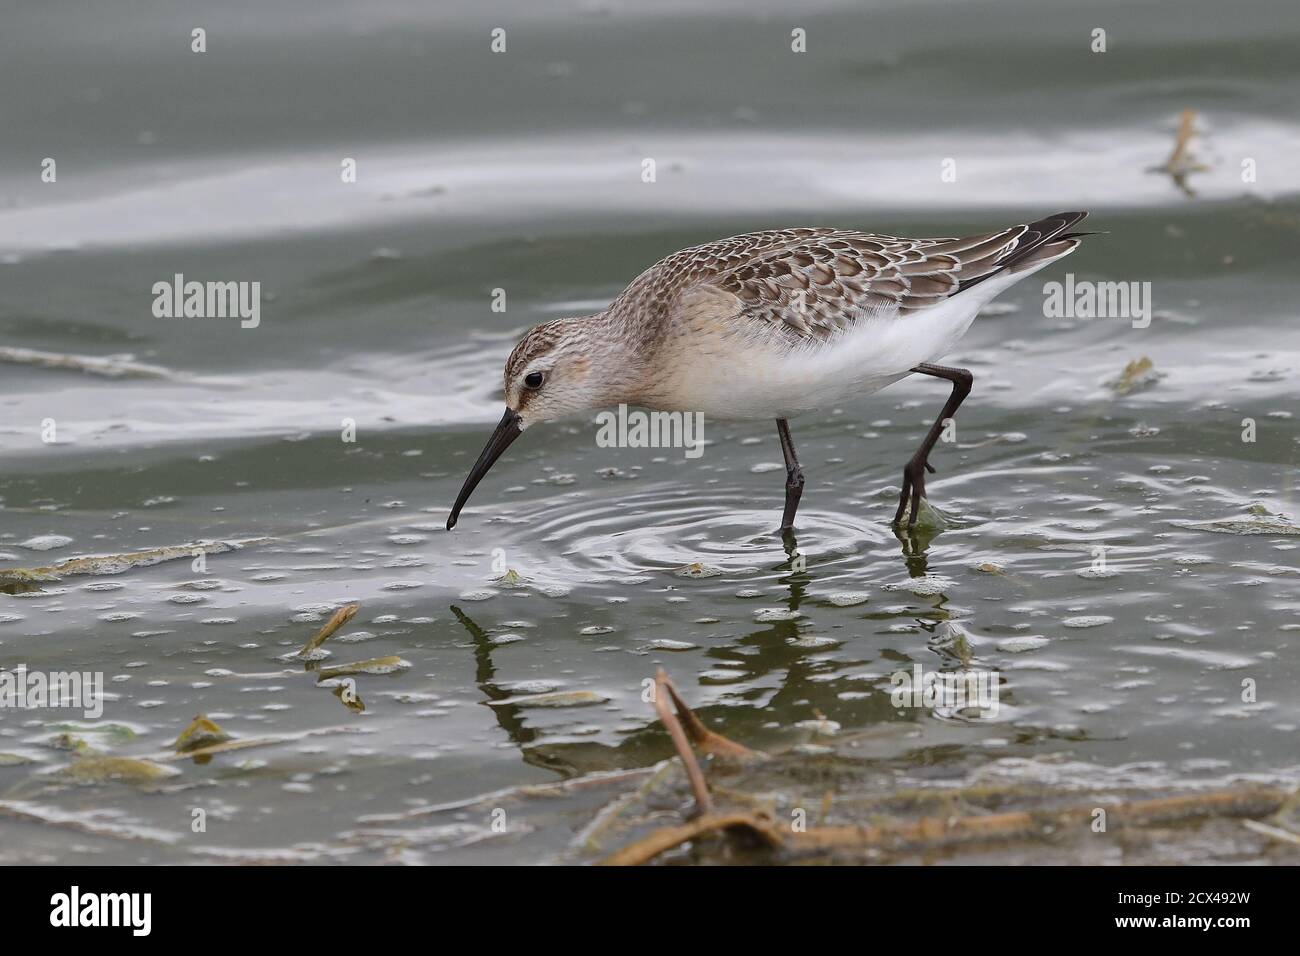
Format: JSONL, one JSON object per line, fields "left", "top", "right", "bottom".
{"left": 793, "top": 712, "right": 841, "bottom": 737}
{"left": 333, "top": 683, "right": 366, "bottom": 714}
{"left": 297, "top": 603, "right": 360, "bottom": 658}
{"left": 490, "top": 690, "right": 610, "bottom": 708}
{"left": 43, "top": 733, "right": 95, "bottom": 755}
{"left": 885, "top": 575, "right": 955, "bottom": 597}
{"left": 827, "top": 591, "right": 870, "bottom": 607}
{"left": 673, "top": 562, "right": 724, "bottom": 579}
{"left": 0, "top": 538, "right": 269, "bottom": 589}
{"left": 1061, "top": 615, "right": 1114, "bottom": 628}
{"left": 151, "top": 725, "right": 367, "bottom": 764}
{"left": 1107, "top": 356, "right": 1163, "bottom": 395}
{"left": 1076, "top": 565, "right": 1120, "bottom": 579}
{"left": 1147, "top": 108, "right": 1210, "bottom": 198}
{"left": 998, "top": 636, "right": 1050, "bottom": 653}
{"left": 1170, "top": 513, "right": 1300, "bottom": 536}
{"left": 753, "top": 607, "right": 801, "bottom": 622}
{"left": 700, "top": 668, "right": 748, "bottom": 683}
{"left": 499, "top": 679, "right": 564, "bottom": 695}
{"left": 45, "top": 722, "right": 137, "bottom": 746}
{"left": 386, "top": 534, "right": 426, "bottom": 546}
{"left": 172, "top": 714, "right": 233, "bottom": 753}
{"left": 18, "top": 535, "right": 74, "bottom": 552}
{"left": 931, "top": 622, "right": 974, "bottom": 665}
{"left": 316, "top": 656, "right": 411, "bottom": 680}
{"left": 55, "top": 756, "right": 180, "bottom": 786}
{"left": 494, "top": 568, "right": 525, "bottom": 587}
{"left": 789, "top": 635, "right": 840, "bottom": 649}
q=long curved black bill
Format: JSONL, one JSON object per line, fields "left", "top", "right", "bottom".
{"left": 446, "top": 408, "right": 523, "bottom": 529}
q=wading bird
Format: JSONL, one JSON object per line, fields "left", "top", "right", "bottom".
{"left": 447, "top": 211, "right": 1090, "bottom": 534}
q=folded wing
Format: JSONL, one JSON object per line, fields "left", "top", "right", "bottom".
{"left": 653, "top": 212, "right": 1087, "bottom": 345}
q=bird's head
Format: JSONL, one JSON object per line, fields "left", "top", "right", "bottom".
{"left": 502, "top": 317, "right": 617, "bottom": 428}
{"left": 447, "top": 315, "right": 626, "bottom": 529}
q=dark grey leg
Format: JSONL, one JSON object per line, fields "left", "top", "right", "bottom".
{"left": 776, "top": 418, "right": 804, "bottom": 532}
{"left": 894, "top": 363, "right": 973, "bottom": 528}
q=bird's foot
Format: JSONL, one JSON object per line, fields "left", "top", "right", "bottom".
{"left": 893, "top": 457, "right": 934, "bottom": 529}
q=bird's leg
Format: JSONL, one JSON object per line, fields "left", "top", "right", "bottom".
{"left": 894, "top": 363, "right": 973, "bottom": 528}
{"left": 776, "top": 418, "right": 804, "bottom": 533}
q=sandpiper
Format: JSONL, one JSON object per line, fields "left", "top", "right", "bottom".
{"left": 447, "top": 211, "right": 1090, "bottom": 533}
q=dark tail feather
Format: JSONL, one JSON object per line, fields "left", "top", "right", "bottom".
{"left": 958, "top": 211, "right": 1089, "bottom": 292}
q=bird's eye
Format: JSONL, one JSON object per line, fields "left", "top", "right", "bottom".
{"left": 524, "top": 371, "right": 545, "bottom": 389}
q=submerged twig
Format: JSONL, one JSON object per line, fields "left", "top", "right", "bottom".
{"left": 651, "top": 668, "right": 713, "bottom": 816}
{"left": 0, "top": 538, "right": 270, "bottom": 590}
{"left": 151, "top": 724, "right": 367, "bottom": 763}
{"left": 599, "top": 813, "right": 785, "bottom": 866}
{"left": 787, "top": 788, "right": 1288, "bottom": 857}
{"left": 603, "top": 670, "right": 1290, "bottom": 865}
{"left": 588, "top": 668, "right": 763, "bottom": 855}
{"left": 1148, "top": 108, "right": 1209, "bottom": 198}
{"left": 297, "top": 603, "right": 359, "bottom": 658}
{"left": 315, "top": 656, "right": 409, "bottom": 681}
{"left": 602, "top": 786, "right": 1290, "bottom": 865}
{"left": 1165, "top": 110, "right": 1196, "bottom": 169}
{"left": 658, "top": 670, "right": 756, "bottom": 761}
{"left": 1241, "top": 819, "right": 1300, "bottom": 847}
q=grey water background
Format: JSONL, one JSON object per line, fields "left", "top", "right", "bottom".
{"left": 1, "top": 0, "right": 1297, "bottom": 863}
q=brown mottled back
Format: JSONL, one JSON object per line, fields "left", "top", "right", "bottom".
{"left": 605, "top": 223, "right": 1066, "bottom": 348}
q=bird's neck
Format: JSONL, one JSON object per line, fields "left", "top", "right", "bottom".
{"left": 579, "top": 308, "right": 656, "bottom": 408}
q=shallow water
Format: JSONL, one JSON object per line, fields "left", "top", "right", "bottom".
{"left": 1, "top": 0, "right": 1298, "bottom": 864}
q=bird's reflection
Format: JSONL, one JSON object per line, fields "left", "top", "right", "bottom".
{"left": 892, "top": 522, "right": 940, "bottom": 575}
{"left": 449, "top": 518, "right": 962, "bottom": 779}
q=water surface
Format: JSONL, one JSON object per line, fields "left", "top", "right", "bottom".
{"left": 1, "top": 0, "right": 1297, "bottom": 864}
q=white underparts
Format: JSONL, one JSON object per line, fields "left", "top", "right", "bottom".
{"left": 663, "top": 247, "right": 1073, "bottom": 421}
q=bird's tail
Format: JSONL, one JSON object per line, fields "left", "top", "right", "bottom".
{"left": 958, "top": 211, "right": 1090, "bottom": 292}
